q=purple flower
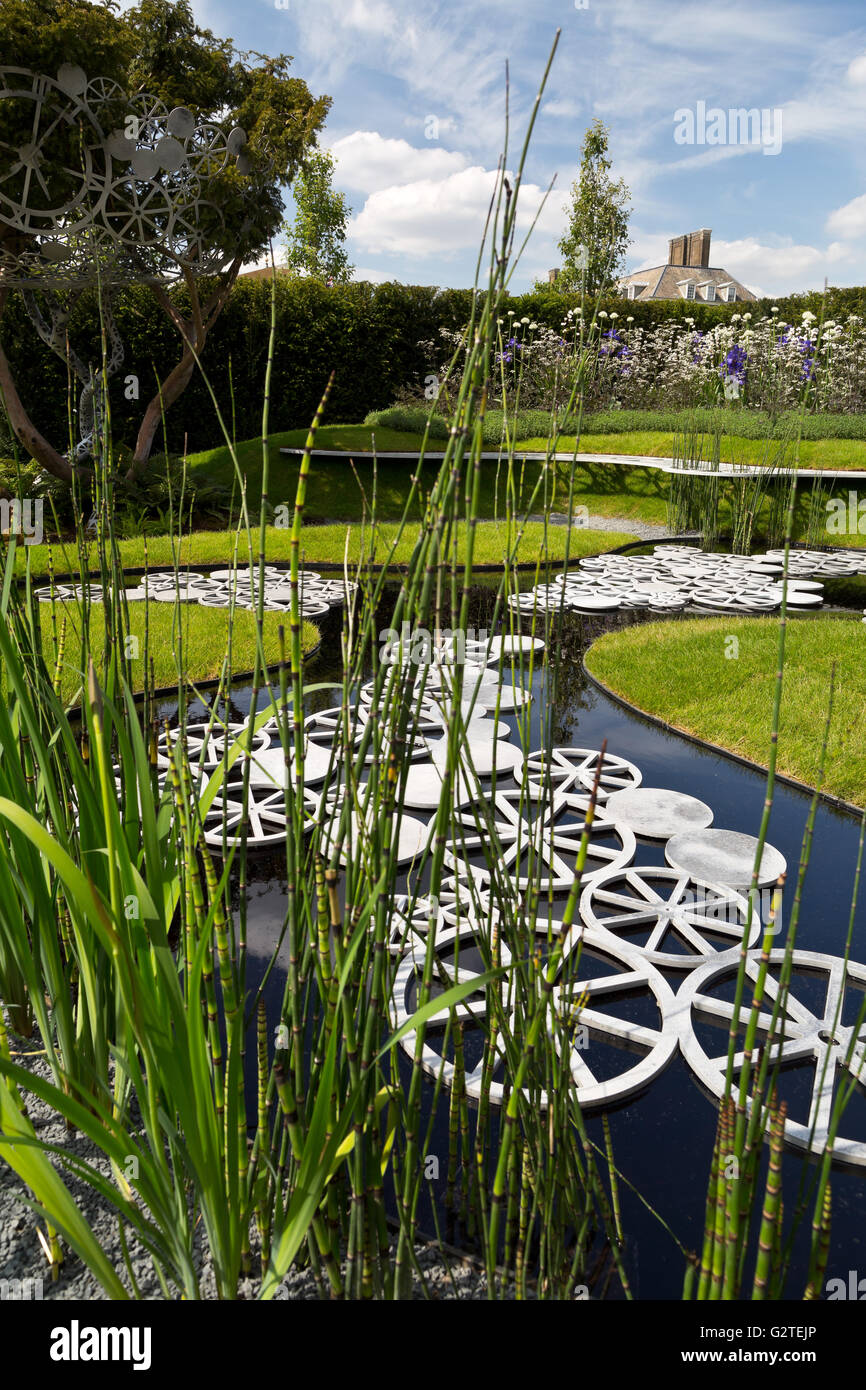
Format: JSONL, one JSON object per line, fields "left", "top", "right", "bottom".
{"left": 798, "top": 337, "right": 816, "bottom": 383}
{"left": 719, "top": 344, "right": 748, "bottom": 385}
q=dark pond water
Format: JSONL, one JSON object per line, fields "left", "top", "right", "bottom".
{"left": 161, "top": 578, "right": 866, "bottom": 1299}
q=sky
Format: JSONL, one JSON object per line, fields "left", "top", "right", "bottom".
{"left": 128, "top": 0, "right": 866, "bottom": 296}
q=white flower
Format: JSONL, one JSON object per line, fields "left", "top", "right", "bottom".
{"left": 801, "top": 310, "right": 816, "bottom": 323}
{"left": 598, "top": 310, "right": 608, "bottom": 319}
{"left": 626, "top": 315, "right": 634, "bottom": 323}
{"left": 609, "top": 312, "right": 618, "bottom": 320}
{"left": 771, "top": 306, "right": 779, "bottom": 314}
{"left": 521, "top": 316, "right": 530, "bottom": 324}
{"left": 529, "top": 322, "right": 538, "bottom": 330}
{"left": 742, "top": 313, "right": 752, "bottom": 321}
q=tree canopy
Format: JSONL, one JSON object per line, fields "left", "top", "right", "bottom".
{"left": 556, "top": 118, "right": 631, "bottom": 297}
{"left": 0, "top": 0, "right": 330, "bottom": 479}
{"left": 283, "top": 149, "right": 354, "bottom": 284}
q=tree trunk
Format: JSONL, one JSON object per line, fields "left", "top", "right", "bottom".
{"left": 129, "top": 349, "right": 198, "bottom": 478}
{"left": 128, "top": 257, "right": 243, "bottom": 478}
{"left": 0, "top": 331, "right": 73, "bottom": 481}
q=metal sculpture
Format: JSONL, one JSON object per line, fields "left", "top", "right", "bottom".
{"left": 0, "top": 64, "right": 255, "bottom": 463}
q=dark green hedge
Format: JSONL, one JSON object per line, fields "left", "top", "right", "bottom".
{"left": 2, "top": 275, "right": 864, "bottom": 459}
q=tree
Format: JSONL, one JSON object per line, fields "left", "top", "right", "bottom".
{"left": 282, "top": 149, "right": 354, "bottom": 284}
{"left": 556, "top": 118, "right": 631, "bottom": 296}
{"left": 0, "top": 0, "right": 329, "bottom": 482}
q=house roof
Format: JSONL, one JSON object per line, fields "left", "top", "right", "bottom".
{"left": 618, "top": 263, "right": 756, "bottom": 302}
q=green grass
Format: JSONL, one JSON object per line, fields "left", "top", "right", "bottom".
{"left": 13, "top": 521, "right": 638, "bottom": 581}
{"left": 367, "top": 405, "right": 866, "bottom": 445}
{"left": 35, "top": 599, "right": 320, "bottom": 706}
{"left": 519, "top": 432, "right": 866, "bottom": 470}
{"left": 183, "top": 428, "right": 671, "bottom": 525}
{"left": 175, "top": 426, "right": 866, "bottom": 539}
{"left": 585, "top": 616, "right": 866, "bottom": 805}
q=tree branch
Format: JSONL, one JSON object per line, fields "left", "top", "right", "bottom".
{"left": 0, "top": 287, "right": 74, "bottom": 482}
{"left": 128, "top": 257, "right": 244, "bottom": 477}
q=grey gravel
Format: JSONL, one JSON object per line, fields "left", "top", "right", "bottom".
{"left": 526, "top": 512, "right": 697, "bottom": 542}
{"left": 0, "top": 1046, "right": 524, "bottom": 1301}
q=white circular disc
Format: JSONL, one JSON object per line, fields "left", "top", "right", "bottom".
{"left": 390, "top": 922, "right": 678, "bottom": 1108}
{"left": 604, "top": 787, "right": 714, "bottom": 839}
{"left": 579, "top": 865, "right": 761, "bottom": 968}
{"left": 665, "top": 828, "right": 786, "bottom": 889}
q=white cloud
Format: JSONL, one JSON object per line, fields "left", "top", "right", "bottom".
{"left": 329, "top": 131, "right": 468, "bottom": 194}
{"left": 704, "top": 236, "right": 851, "bottom": 295}
{"left": 847, "top": 53, "right": 866, "bottom": 84}
{"left": 352, "top": 266, "right": 393, "bottom": 284}
{"left": 349, "top": 165, "right": 565, "bottom": 260}
{"left": 292, "top": 0, "right": 524, "bottom": 154}
{"left": 340, "top": 0, "right": 398, "bottom": 37}
{"left": 543, "top": 98, "right": 583, "bottom": 120}
{"left": 826, "top": 194, "right": 866, "bottom": 240}
{"left": 628, "top": 230, "right": 671, "bottom": 271}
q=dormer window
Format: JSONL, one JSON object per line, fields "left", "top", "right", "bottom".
{"left": 718, "top": 283, "right": 736, "bottom": 303}
{"left": 626, "top": 282, "right": 646, "bottom": 301}
{"left": 699, "top": 282, "right": 716, "bottom": 302}
{"left": 677, "top": 280, "right": 696, "bottom": 301}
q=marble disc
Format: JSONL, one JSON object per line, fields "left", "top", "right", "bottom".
{"left": 665, "top": 828, "right": 786, "bottom": 889}
{"left": 605, "top": 787, "right": 714, "bottom": 840}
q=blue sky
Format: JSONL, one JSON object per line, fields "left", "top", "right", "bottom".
{"left": 144, "top": 0, "right": 866, "bottom": 295}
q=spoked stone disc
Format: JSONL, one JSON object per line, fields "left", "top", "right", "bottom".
{"left": 155, "top": 720, "right": 271, "bottom": 771}
{"left": 390, "top": 921, "right": 678, "bottom": 1108}
{"left": 665, "top": 828, "right": 786, "bottom": 889}
{"left": 443, "top": 788, "right": 636, "bottom": 891}
{"left": 675, "top": 950, "right": 866, "bottom": 1168}
{"left": 523, "top": 747, "right": 643, "bottom": 806}
{"left": 202, "top": 783, "right": 316, "bottom": 849}
{"left": 578, "top": 864, "right": 761, "bottom": 968}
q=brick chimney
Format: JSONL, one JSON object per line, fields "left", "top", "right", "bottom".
{"left": 689, "top": 228, "right": 712, "bottom": 267}
{"left": 668, "top": 234, "right": 687, "bottom": 267}
{"left": 668, "top": 229, "right": 712, "bottom": 267}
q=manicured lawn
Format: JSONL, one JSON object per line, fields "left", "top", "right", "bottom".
{"left": 179, "top": 426, "right": 866, "bottom": 537}
{"left": 521, "top": 432, "right": 866, "bottom": 471}
{"left": 35, "top": 600, "right": 320, "bottom": 707}
{"left": 15, "top": 521, "right": 638, "bottom": 581}
{"left": 584, "top": 616, "right": 866, "bottom": 805}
